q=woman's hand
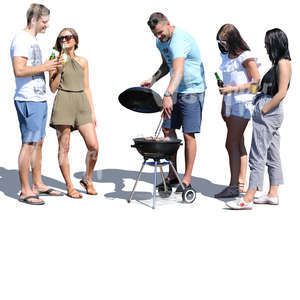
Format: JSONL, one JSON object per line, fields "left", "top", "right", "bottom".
{"left": 92, "top": 112, "right": 97, "bottom": 127}
{"left": 219, "top": 85, "right": 235, "bottom": 95}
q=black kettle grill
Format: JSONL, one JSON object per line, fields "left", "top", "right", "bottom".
{"left": 118, "top": 87, "right": 197, "bottom": 209}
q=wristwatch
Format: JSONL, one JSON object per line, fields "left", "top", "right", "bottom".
{"left": 164, "top": 90, "right": 173, "bottom": 97}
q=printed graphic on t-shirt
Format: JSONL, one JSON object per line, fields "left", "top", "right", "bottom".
{"left": 30, "top": 44, "right": 46, "bottom": 95}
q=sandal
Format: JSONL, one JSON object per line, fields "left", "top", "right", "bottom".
{"left": 80, "top": 179, "right": 98, "bottom": 195}
{"left": 67, "top": 188, "right": 83, "bottom": 199}
{"left": 18, "top": 193, "right": 45, "bottom": 205}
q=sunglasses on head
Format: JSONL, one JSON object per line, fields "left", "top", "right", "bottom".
{"left": 58, "top": 35, "right": 73, "bottom": 42}
{"left": 217, "top": 39, "right": 227, "bottom": 46}
{"left": 147, "top": 18, "right": 159, "bottom": 29}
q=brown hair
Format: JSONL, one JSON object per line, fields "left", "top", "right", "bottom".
{"left": 217, "top": 24, "right": 250, "bottom": 57}
{"left": 26, "top": 3, "right": 50, "bottom": 25}
{"left": 55, "top": 28, "right": 79, "bottom": 52}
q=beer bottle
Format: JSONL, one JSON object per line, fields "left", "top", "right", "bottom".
{"left": 214, "top": 72, "right": 224, "bottom": 88}
{"left": 49, "top": 47, "right": 57, "bottom": 60}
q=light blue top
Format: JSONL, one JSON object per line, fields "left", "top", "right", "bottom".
{"left": 156, "top": 27, "right": 206, "bottom": 94}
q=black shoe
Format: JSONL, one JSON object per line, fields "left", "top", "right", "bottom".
{"left": 175, "top": 182, "right": 191, "bottom": 193}
{"left": 156, "top": 177, "right": 179, "bottom": 189}
{"left": 214, "top": 185, "right": 239, "bottom": 198}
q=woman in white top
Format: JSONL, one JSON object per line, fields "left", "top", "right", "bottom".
{"left": 215, "top": 24, "right": 260, "bottom": 198}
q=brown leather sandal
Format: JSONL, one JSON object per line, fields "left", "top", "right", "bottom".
{"left": 67, "top": 188, "right": 83, "bottom": 199}
{"left": 80, "top": 179, "right": 98, "bottom": 195}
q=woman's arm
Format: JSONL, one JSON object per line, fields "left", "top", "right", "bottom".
{"left": 49, "top": 69, "right": 62, "bottom": 93}
{"left": 81, "top": 57, "right": 97, "bottom": 127}
{"left": 219, "top": 58, "right": 260, "bottom": 94}
{"left": 262, "top": 59, "right": 291, "bottom": 115}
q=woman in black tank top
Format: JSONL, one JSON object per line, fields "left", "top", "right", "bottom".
{"left": 226, "top": 28, "right": 292, "bottom": 210}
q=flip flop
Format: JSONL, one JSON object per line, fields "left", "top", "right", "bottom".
{"left": 18, "top": 194, "right": 45, "bottom": 205}
{"left": 39, "top": 188, "right": 64, "bottom": 196}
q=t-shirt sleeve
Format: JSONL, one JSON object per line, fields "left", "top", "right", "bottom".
{"left": 11, "top": 34, "right": 31, "bottom": 58}
{"left": 170, "top": 34, "right": 190, "bottom": 59}
{"left": 238, "top": 51, "right": 261, "bottom": 68}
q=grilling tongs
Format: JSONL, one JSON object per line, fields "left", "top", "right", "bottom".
{"left": 154, "top": 111, "right": 166, "bottom": 138}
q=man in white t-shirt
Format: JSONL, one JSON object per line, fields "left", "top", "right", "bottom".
{"left": 10, "top": 3, "right": 63, "bottom": 205}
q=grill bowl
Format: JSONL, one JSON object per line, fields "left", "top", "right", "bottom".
{"left": 132, "top": 138, "right": 182, "bottom": 160}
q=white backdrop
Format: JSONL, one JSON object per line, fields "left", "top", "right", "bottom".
{"left": 0, "top": 0, "right": 299, "bottom": 299}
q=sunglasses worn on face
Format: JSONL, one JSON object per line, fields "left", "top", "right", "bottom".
{"left": 58, "top": 35, "right": 73, "bottom": 42}
{"left": 217, "top": 39, "right": 227, "bottom": 46}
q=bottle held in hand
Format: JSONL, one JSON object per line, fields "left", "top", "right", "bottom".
{"left": 215, "top": 72, "right": 224, "bottom": 88}
{"left": 61, "top": 44, "right": 68, "bottom": 65}
{"left": 49, "top": 47, "right": 59, "bottom": 60}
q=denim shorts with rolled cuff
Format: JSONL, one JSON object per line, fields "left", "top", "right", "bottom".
{"left": 14, "top": 100, "right": 48, "bottom": 143}
{"left": 226, "top": 101, "right": 253, "bottom": 120}
{"left": 162, "top": 92, "right": 205, "bottom": 133}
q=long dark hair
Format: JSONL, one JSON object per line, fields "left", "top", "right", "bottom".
{"left": 217, "top": 24, "right": 250, "bottom": 57}
{"left": 55, "top": 28, "right": 79, "bottom": 53}
{"left": 265, "top": 28, "right": 291, "bottom": 64}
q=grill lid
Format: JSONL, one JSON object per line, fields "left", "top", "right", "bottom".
{"left": 118, "top": 87, "right": 162, "bottom": 113}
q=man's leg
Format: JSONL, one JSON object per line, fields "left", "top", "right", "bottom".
{"left": 182, "top": 133, "right": 196, "bottom": 186}
{"left": 18, "top": 142, "right": 44, "bottom": 204}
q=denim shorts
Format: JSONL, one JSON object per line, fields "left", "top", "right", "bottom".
{"left": 14, "top": 101, "right": 48, "bottom": 143}
{"left": 162, "top": 92, "right": 205, "bottom": 133}
{"left": 226, "top": 101, "right": 253, "bottom": 120}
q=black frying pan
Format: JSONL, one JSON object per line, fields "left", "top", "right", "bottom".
{"left": 118, "top": 87, "right": 162, "bottom": 113}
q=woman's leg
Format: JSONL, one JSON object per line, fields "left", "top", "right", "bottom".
{"left": 78, "top": 123, "right": 99, "bottom": 182}
{"left": 56, "top": 125, "right": 82, "bottom": 198}
{"left": 225, "top": 116, "right": 249, "bottom": 186}
{"left": 239, "top": 135, "right": 248, "bottom": 192}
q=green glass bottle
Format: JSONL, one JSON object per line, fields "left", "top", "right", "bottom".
{"left": 214, "top": 72, "right": 224, "bottom": 88}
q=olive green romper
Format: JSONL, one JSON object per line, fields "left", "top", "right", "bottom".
{"left": 50, "top": 58, "right": 92, "bottom": 131}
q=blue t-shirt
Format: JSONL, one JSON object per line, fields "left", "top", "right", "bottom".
{"left": 156, "top": 27, "right": 206, "bottom": 94}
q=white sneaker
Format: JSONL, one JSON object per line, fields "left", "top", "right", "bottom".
{"left": 254, "top": 195, "right": 279, "bottom": 205}
{"left": 225, "top": 198, "right": 253, "bottom": 210}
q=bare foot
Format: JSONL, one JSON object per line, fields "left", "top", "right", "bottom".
{"left": 67, "top": 188, "right": 83, "bottom": 199}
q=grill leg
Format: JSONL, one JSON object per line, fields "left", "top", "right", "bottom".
{"left": 169, "top": 161, "right": 185, "bottom": 190}
{"left": 153, "top": 161, "right": 158, "bottom": 209}
{"left": 159, "top": 166, "right": 167, "bottom": 191}
{"left": 129, "top": 160, "right": 146, "bottom": 203}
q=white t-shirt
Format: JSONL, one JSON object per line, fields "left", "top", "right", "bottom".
{"left": 10, "top": 30, "right": 47, "bottom": 102}
{"left": 219, "top": 51, "right": 260, "bottom": 106}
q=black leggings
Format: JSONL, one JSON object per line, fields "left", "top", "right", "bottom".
{"left": 225, "top": 115, "right": 249, "bottom": 186}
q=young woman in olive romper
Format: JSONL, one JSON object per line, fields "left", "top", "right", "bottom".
{"left": 49, "top": 28, "right": 99, "bottom": 198}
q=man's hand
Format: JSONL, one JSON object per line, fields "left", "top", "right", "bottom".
{"left": 44, "top": 57, "right": 63, "bottom": 72}
{"left": 140, "top": 77, "right": 153, "bottom": 88}
{"left": 163, "top": 96, "right": 173, "bottom": 119}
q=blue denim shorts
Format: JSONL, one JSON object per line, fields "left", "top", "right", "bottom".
{"left": 162, "top": 92, "right": 205, "bottom": 133}
{"left": 14, "top": 101, "right": 48, "bottom": 143}
{"left": 226, "top": 101, "right": 253, "bottom": 120}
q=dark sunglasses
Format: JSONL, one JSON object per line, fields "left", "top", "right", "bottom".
{"left": 58, "top": 35, "right": 73, "bottom": 42}
{"left": 147, "top": 18, "right": 159, "bottom": 29}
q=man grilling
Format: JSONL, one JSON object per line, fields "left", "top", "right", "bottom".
{"left": 141, "top": 12, "right": 206, "bottom": 192}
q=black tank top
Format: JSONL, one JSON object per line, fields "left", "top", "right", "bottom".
{"left": 259, "top": 64, "right": 278, "bottom": 97}
{"left": 259, "top": 62, "right": 290, "bottom": 97}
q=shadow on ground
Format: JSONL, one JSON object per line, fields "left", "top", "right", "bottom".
{"left": 74, "top": 168, "right": 226, "bottom": 202}
{"left": 0, "top": 167, "right": 66, "bottom": 201}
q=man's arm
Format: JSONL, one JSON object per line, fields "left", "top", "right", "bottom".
{"left": 162, "top": 57, "right": 185, "bottom": 119}
{"left": 151, "top": 55, "right": 170, "bottom": 85}
{"left": 13, "top": 56, "right": 61, "bottom": 77}
{"left": 141, "top": 55, "right": 169, "bottom": 88}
